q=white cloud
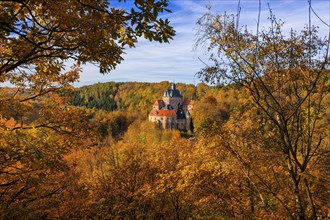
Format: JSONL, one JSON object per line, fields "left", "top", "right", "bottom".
{"left": 76, "top": 0, "right": 329, "bottom": 86}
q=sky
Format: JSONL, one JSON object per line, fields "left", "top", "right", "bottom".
{"left": 1, "top": 1, "right": 329, "bottom": 87}
{"left": 74, "top": 0, "right": 329, "bottom": 87}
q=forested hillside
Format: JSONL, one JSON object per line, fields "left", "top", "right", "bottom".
{"left": 71, "top": 81, "right": 197, "bottom": 115}
{"left": 3, "top": 79, "right": 328, "bottom": 218}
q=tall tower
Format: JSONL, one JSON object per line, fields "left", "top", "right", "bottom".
{"left": 162, "top": 83, "right": 182, "bottom": 111}
{"left": 185, "top": 110, "right": 191, "bottom": 131}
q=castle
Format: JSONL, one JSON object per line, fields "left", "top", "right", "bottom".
{"left": 148, "top": 83, "right": 194, "bottom": 131}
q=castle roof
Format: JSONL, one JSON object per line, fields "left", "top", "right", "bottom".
{"left": 163, "top": 104, "right": 174, "bottom": 110}
{"left": 163, "top": 83, "right": 182, "bottom": 98}
{"left": 149, "top": 109, "right": 176, "bottom": 117}
{"left": 183, "top": 100, "right": 195, "bottom": 105}
{"left": 153, "top": 100, "right": 165, "bottom": 107}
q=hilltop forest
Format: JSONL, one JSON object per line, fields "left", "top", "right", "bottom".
{"left": 1, "top": 0, "right": 329, "bottom": 219}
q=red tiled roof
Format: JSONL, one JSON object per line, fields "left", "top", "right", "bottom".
{"left": 153, "top": 100, "right": 165, "bottom": 106}
{"left": 183, "top": 100, "right": 195, "bottom": 105}
{"left": 149, "top": 109, "right": 176, "bottom": 117}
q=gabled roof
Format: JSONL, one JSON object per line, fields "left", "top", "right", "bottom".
{"left": 149, "top": 109, "right": 176, "bottom": 117}
{"left": 183, "top": 100, "right": 195, "bottom": 105}
{"left": 153, "top": 100, "right": 165, "bottom": 106}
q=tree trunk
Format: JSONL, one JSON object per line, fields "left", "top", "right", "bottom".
{"left": 286, "top": 155, "right": 305, "bottom": 220}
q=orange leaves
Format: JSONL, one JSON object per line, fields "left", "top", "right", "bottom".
{"left": 0, "top": 84, "right": 97, "bottom": 216}
{"left": 3, "top": 117, "right": 18, "bottom": 129}
{"left": 62, "top": 120, "right": 194, "bottom": 218}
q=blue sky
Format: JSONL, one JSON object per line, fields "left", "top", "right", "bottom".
{"left": 1, "top": 1, "right": 328, "bottom": 87}
{"left": 75, "top": 0, "right": 329, "bottom": 86}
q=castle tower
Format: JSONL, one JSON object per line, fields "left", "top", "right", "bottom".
{"left": 172, "top": 83, "right": 176, "bottom": 90}
{"left": 185, "top": 110, "right": 191, "bottom": 131}
{"left": 162, "top": 83, "right": 182, "bottom": 111}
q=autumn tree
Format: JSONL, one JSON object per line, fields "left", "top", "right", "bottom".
{"left": 63, "top": 120, "right": 194, "bottom": 219}
{"left": 0, "top": 94, "right": 96, "bottom": 218}
{"left": 196, "top": 4, "right": 329, "bottom": 220}
{"left": 192, "top": 95, "right": 229, "bottom": 136}
{"left": 0, "top": 0, "right": 175, "bottom": 216}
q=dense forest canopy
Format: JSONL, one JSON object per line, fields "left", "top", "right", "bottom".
{"left": 3, "top": 78, "right": 328, "bottom": 218}
{"left": 5, "top": 80, "right": 329, "bottom": 219}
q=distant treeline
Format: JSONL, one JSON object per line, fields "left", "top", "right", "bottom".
{"left": 71, "top": 81, "right": 198, "bottom": 115}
